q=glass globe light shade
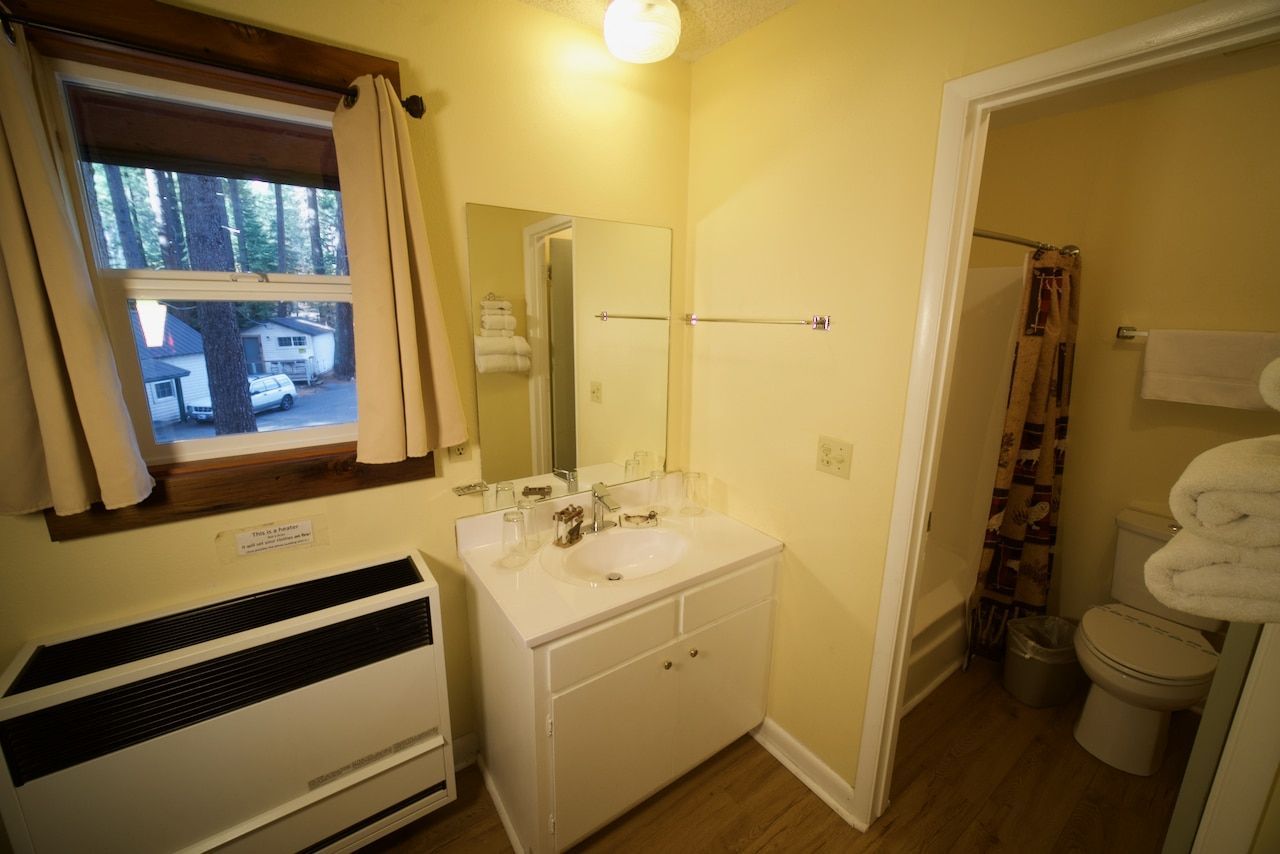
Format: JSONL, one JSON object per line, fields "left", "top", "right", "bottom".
{"left": 604, "top": 0, "right": 681, "bottom": 64}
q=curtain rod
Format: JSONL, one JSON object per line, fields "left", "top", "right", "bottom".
{"left": 973, "top": 228, "right": 1079, "bottom": 256}
{"left": 0, "top": 12, "right": 426, "bottom": 118}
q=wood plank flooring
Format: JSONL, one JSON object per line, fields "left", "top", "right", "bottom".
{"left": 367, "top": 659, "right": 1195, "bottom": 852}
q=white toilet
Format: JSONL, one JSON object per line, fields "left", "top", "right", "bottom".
{"left": 1073, "top": 509, "right": 1221, "bottom": 776}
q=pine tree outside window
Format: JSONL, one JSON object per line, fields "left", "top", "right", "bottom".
{"left": 50, "top": 62, "right": 361, "bottom": 465}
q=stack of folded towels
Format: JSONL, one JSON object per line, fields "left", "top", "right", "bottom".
{"left": 479, "top": 298, "right": 516, "bottom": 337}
{"left": 474, "top": 298, "right": 531, "bottom": 373}
{"left": 1146, "top": 359, "right": 1280, "bottom": 623}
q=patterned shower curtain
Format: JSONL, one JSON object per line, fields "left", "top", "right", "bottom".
{"left": 969, "top": 249, "right": 1080, "bottom": 659}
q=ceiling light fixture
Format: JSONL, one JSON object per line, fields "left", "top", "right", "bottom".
{"left": 603, "top": 0, "right": 681, "bottom": 64}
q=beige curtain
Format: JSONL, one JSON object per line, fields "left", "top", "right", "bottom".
{"left": 332, "top": 75, "right": 466, "bottom": 463}
{"left": 969, "top": 249, "right": 1080, "bottom": 658}
{"left": 0, "top": 31, "right": 153, "bottom": 515}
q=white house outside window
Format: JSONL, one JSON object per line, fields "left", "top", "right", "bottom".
{"left": 50, "top": 63, "right": 360, "bottom": 464}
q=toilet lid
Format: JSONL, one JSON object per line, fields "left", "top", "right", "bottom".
{"left": 1081, "top": 604, "right": 1218, "bottom": 683}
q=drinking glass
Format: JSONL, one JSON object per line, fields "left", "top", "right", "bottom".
{"left": 625, "top": 457, "right": 643, "bottom": 481}
{"left": 501, "top": 510, "right": 528, "bottom": 566}
{"left": 494, "top": 481, "right": 515, "bottom": 509}
{"left": 681, "top": 471, "right": 707, "bottom": 516}
{"left": 517, "top": 498, "right": 540, "bottom": 550}
{"left": 647, "top": 471, "right": 669, "bottom": 515}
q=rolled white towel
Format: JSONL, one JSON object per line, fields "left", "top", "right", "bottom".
{"left": 1170, "top": 436, "right": 1280, "bottom": 547}
{"left": 481, "top": 299, "right": 512, "bottom": 312}
{"left": 476, "top": 353, "right": 531, "bottom": 374}
{"left": 481, "top": 315, "right": 516, "bottom": 331}
{"left": 1262, "top": 357, "right": 1280, "bottom": 412}
{"left": 479, "top": 329, "right": 514, "bottom": 338}
{"left": 474, "top": 335, "right": 532, "bottom": 357}
{"left": 1145, "top": 529, "right": 1280, "bottom": 623}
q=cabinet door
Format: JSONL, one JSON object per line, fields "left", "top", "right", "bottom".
{"left": 672, "top": 599, "right": 773, "bottom": 776}
{"left": 551, "top": 644, "right": 679, "bottom": 848}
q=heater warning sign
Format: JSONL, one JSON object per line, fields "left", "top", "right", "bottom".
{"left": 234, "top": 520, "right": 315, "bottom": 555}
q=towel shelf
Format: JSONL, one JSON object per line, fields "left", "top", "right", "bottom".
{"left": 1117, "top": 326, "right": 1149, "bottom": 340}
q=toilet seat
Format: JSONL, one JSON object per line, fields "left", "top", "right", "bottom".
{"left": 1079, "top": 604, "right": 1217, "bottom": 685}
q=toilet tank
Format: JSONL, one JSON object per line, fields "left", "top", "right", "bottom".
{"left": 1113, "top": 508, "right": 1222, "bottom": 631}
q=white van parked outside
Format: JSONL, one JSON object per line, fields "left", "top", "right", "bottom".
{"left": 186, "top": 374, "right": 297, "bottom": 422}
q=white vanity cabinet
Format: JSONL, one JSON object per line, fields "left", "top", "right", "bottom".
{"left": 469, "top": 555, "right": 776, "bottom": 853}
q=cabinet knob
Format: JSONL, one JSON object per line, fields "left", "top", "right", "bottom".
{"left": 662, "top": 660, "right": 673, "bottom": 670}
{"left": 688, "top": 649, "right": 699, "bottom": 658}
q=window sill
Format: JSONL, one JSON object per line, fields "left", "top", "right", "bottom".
{"left": 43, "top": 443, "right": 435, "bottom": 541}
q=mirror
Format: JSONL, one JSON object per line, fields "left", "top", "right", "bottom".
{"left": 465, "top": 204, "right": 671, "bottom": 485}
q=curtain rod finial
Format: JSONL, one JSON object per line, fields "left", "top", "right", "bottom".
{"left": 401, "top": 94, "right": 425, "bottom": 119}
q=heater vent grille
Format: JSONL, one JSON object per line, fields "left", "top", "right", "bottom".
{"left": 6, "top": 558, "right": 421, "bottom": 696}
{"left": 0, "top": 599, "right": 432, "bottom": 786}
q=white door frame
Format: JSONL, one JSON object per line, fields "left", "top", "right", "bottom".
{"left": 522, "top": 215, "right": 574, "bottom": 474}
{"left": 856, "top": 0, "right": 1280, "bottom": 825}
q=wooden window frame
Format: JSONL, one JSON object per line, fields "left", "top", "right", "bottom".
{"left": 27, "top": 0, "right": 437, "bottom": 541}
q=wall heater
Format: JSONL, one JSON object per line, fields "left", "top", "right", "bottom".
{"left": 0, "top": 552, "right": 454, "bottom": 853}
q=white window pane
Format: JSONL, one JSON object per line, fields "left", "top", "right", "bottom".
{"left": 127, "top": 299, "right": 355, "bottom": 445}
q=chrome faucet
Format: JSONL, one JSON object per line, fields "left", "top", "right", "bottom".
{"left": 590, "top": 482, "right": 620, "bottom": 534}
{"left": 552, "top": 468, "right": 578, "bottom": 492}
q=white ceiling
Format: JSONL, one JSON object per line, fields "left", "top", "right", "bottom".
{"left": 515, "top": 0, "right": 804, "bottom": 61}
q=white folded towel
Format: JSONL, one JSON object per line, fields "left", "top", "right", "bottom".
{"left": 481, "top": 299, "right": 512, "bottom": 312}
{"left": 1170, "top": 436, "right": 1280, "bottom": 548}
{"left": 476, "top": 354, "right": 531, "bottom": 374}
{"left": 1145, "top": 529, "right": 1280, "bottom": 623}
{"left": 1262, "top": 357, "right": 1280, "bottom": 412}
{"left": 1141, "top": 329, "right": 1280, "bottom": 410}
{"left": 481, "top": 315, "right": 516, "bottom": 331}
{"left": 474, "top": 335, "right": 532, "bottom": 357}
{"left": 479, "top": 329, "right": 513, "bottom": 338}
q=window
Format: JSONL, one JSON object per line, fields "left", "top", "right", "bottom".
{"left": 53, "top": 63, "right": 359, "bottom": 464}
{"left": 152, "top": 380, "right": 174, "bottom": 399}
{"left": 28, "top": 0, "right": 435, "bottom": 541}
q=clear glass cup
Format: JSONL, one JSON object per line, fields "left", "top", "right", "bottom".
{"left": 494, "top": 481, "right": 515, "bottom": 509}
{"left": 681, "top": 471, "right": 707, "bottom": 516}
{"left": 633, "top": 450, "right": 651, "bottom": 476}
{"left": 501, "top": 510, "right": 528, "bottom": 566}
{"left": 517, "top": 498, "right": 539, "bottom": 550}
{"left": 624, "top": 457, "right": 642, "bottom": 481}
{"left": 647, "top": 471, "right": 669, "bottom": 515}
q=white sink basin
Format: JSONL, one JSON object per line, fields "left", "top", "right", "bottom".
{"left": 540, "top": 527, "right": 688, "bottom": 587}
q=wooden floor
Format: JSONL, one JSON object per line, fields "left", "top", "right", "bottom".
{"left": 367, "top": 659, "right": 1195, "bottom": 853}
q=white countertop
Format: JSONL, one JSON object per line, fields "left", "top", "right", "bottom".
{"left": 458, "top": 491, "right": 782, "bottom": 648}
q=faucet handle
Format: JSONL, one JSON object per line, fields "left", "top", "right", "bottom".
{"left": 553, "top": 468, "right": 579, "bottom": 489}
{"left": 592, "top": 481, "right": 610, "bottom": 497}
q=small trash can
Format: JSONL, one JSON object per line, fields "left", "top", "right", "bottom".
{"left": 1003, "top": 615, "right": 1083, "bottom": 708}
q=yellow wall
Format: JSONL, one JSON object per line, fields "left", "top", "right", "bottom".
{"left": 467, "top": 204, "right": 547, "bottom": 482}
{"left": 573, "top": 217, "right": 671, "bottom": 468}
{"left": 0, "top": 0, "right": 691, "bottom": 775}
{"left": 971, "top": 57, "right": 1280, "bottom": 619}
{"left": 684, "top": 0, "right": 1202, "bottom": 782}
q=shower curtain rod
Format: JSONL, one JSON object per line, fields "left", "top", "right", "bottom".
{"left": 973, "top": 228, "right": 1079, "bottom": 256}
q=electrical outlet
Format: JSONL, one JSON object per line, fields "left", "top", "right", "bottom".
{"left": 448, "top": 443, "right": 467, "bottom": 459}
{"left": 816, "top": 435, "right": 852, "bottom": 479}
{"left": 590, "top": 381, "right": 603, "bottom": 403}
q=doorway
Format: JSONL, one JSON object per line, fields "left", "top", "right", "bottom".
{"left": 858, "top": 1, "right": 1280, "bottom": 839}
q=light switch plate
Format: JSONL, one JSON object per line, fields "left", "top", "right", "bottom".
{"left": 816, "top": 435, "right": 852, "bottom": 479}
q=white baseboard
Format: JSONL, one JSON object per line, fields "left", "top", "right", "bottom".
{"left": 478, "top": 757, "right": 526, "bottom": 854}
{"left": 751, "top": 717, "right": 869, "bottom": 832}
{"left": 452, "top": 731, "right": 479, "bottom": 770}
